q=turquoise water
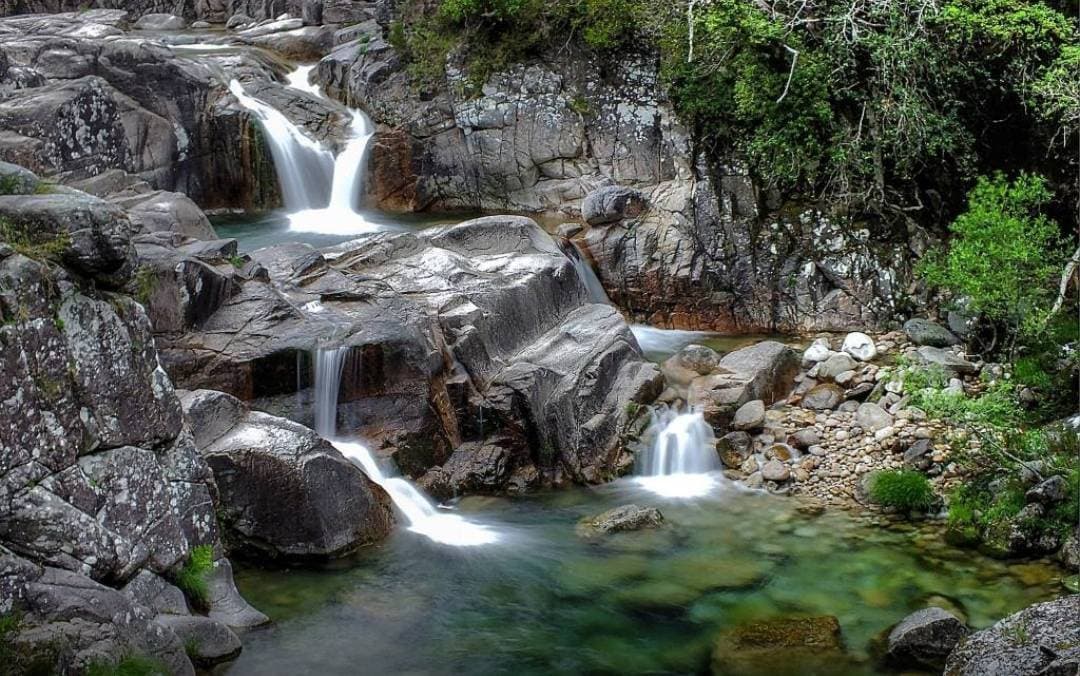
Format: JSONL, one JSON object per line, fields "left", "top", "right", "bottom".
{"left": 227, "top": 480, "right": 1065, "bottom": 675}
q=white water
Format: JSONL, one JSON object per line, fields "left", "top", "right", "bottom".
{"left": 312, "top": 348, "right": 498, "bottom": 546}
{"left": 227, "top": 78, "right": 334, "bottom": 211}
{"left": 634, "top": 407, "right": 725, "bottom": 498}
{"left": 562, "top": 241, "right": 609, "bottom": 304}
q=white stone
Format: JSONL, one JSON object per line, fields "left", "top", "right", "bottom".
{"left": 874, "top": 426, "right": 896, "bottom": 442}
{"left": 842, "top": 332, "right": 877, "bottom": 361}
{"left": 803, "top": 338, "right": 834, "bottom": 365}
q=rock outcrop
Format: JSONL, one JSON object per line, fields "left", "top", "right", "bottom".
{"left": 944, "top": 596, "right": 1080, "bottom": 676}
{"left": 154, "top": 216, "right": 663, "bottom": 492}
{"left": 180, "top": 389, "right": 394, "bottom": 560}
{"left": 0, "top": 176, "right": 263, "bottom": 672}
{"left": 316, "top": 10, "right": 909, "bottom": 333}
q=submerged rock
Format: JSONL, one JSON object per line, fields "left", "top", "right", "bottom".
{"left": 886, "top": 607, "right": 969, "bottom": 671}
{"left": 577, "top": 504, "right": 664, "bottom": 536}
{"left": 944, "top": 596, "right": 1080, "bottom": 675}
{"left": 180, "top": 389, "right": 394, "bottom": 560}
{"left": 711, "top": 615, "right": 855, "bottom": 675}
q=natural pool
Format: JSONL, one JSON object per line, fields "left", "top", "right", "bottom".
{"left": 227, "top": 479, "right": 1064, "bottom": 675}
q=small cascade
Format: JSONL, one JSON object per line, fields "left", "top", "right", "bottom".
{"left": 312, "top": 348, "right": 498, "bottom": 546}
{"left": 561, "top": 240, "right": 610, "bottom": 304}
{"left": 634, "top": 407, "right": 727, "bottom": 498}
{"left": 227, "top": 78, "right": 334, "bottom": 211}
{"left": 334, "top": 441, "right": 499, "bottom": 547}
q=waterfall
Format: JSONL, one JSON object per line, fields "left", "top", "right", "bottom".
{"left": 227, "top": 78, "right": 334, "bottom": 211}
{"left": 634, "top": 407, "right": 726, "bottom": 498}
{"left": 561, "top": 240, "right": 610, "bottom": 304}
{"left": 311, "top": 348, "right": 498, "bottom": 546}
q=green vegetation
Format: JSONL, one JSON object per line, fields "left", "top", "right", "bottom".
{"left": 389, "top": 0, "right": 1077, "bottom": 224}
{"left": 133, "top": 266, "right": 157, "bottom": 305}
{"left": 867, "top": 469, "right": 936, "bottom": 512}
{"left": 85, "top": 655, "right": 168, "bottom": 676}
{"left": 228, "top": 254, "right": 246, "bottom": 269}
{"left": 0, "top": 217, "right": 70, "bottom": 261}
{"left": 173, "top": 544, "right": 215, "bottom": 609}
{"left": 917, "top": 173, "right": 1067, "bottom": 355}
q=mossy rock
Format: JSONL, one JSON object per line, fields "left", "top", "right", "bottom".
{"left": 711, "top": 615, "right": 860, "bottom": 675}
{"left": 611, "top": 579, "right": 702, "bottom": 611}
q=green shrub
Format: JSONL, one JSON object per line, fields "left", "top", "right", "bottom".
{"left": 173, "top": 545, "right": 215, "bottom": 609}
{"left": 85, "top": 655, "right": 168, "bottom": 676}
{"left": 868, "top": 469, "right": 936, "bottom": 511}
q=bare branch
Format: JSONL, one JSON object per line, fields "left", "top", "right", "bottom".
{"left": 776, "top": 45, "right": 799, "bottom": 104}
{"left": 1049, "top": 244, "right": 1080, "bottom": 317}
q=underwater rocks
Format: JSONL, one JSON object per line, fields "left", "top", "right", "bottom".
{"left": 576, "top": 505, "right": 664, "bottom": 537}
{"left": 180, "top": 389, "right": 394, "bottom": 560}
{"left": 944, "top": 595, "right": 1080, "bottom": 676}
{"left": 159, "top": 216, "right": 662, "bottom": 493}
{"left": 710, "top": 615, "right": 857, "bottom": 676}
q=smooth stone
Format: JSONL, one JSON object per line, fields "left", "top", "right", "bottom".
{"left": 842, "top": 332, "right": 877, "bottom": 361}
{"left": 904, "top": 318, "right": 960, "bottom": 347}
{"left": 885, "top": 607, "right": 969, "bottom": 671}
{"left": 732, "top": 399, "right": 766, "bottom": 431}
{"left": 856, "top": 402, "right": 893, "bottom": 432}
{"left": 802, "top": 383, "right": 844, "bottom": 410}
{"left": 818, "top": 353, "right": 859, "bottom": 380}
{"left": 761, "top": 460, "right": 791, "bottom": 482}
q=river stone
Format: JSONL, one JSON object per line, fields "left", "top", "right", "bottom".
{"left": 944, "top": 596, "right": 1080, "bottom": 676}
{"left": 817, "top": 353, "right": 858, "bottom": 380}
{"left": 886, "top": 607, "right": 969, "bottom": 671}
{"left": 787, "top": 429, "right": 820, "bottom": 450}
{"left": 179, "top": 390, "right": 395, "bottom": 560}
{"left": 134, "top": 13, "right": 187, "bottom": 30}
{"left": 914, "top": 346, "right": 977, "bottom": 375}
{"left": 765, "top": 444, "right": 797, "bottom": 462}
{"left": 761, "top": 460, "right": 791, "bottom": 482}
{"left": 802, "top": 383, "right": 844, "bottom": 411}
{"left": 582, "top": 185, "right": 648, "bottom": 225}
{"left": 718, "top": 431, "right": 753, "bottom": 468}
{"left": 841, "top": 332, "right": 877, "bottom": 361}
{"left": 732, "top": 400, "right": 766, "bottom": 431}
{"left": 154, "top": 615, "right": 241, "bottom": 666}
{"left": 802, "top": 338, "right": 833, "bottom": 364}
{"left": 904, "top": 318, "right": 960, "bottom": 347}
{"left": 677, "top": 343, "right": 722, "bottom": 375}
{"left": 0, "top": 160, "right": 39, "bottom": 195}
{"left": 711, "top": 616, "right": 852, "bottom": 676}
{"left": 577, "top": 504, "right": 664, "bottom": 536}
{"left": 856, "top": 402, "right": 893, "bottom": 432}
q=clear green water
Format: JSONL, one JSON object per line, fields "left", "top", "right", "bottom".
{"left": 227, "top": 481, "right": 1064, "bottom": 675}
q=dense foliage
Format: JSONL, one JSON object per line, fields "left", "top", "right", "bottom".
{"left": 867, "top": 469, "right": 937, "bottom": 511}
{"left": 390, "top": 0, "right": 1078, "bottom": 224}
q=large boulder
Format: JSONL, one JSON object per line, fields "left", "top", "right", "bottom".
{"left": 944, "top": 596, "right": 1080, "bottom": 675}
{"left": 159, "top": 217, "right": 663, "bottom": 491}
{"left": 905, "top": 318, "right": 960, "bottom": 347}
{"left": 914, "top": 346, "right": 977, "bottom": 376}
{"left": 180, "top": 389, "right": 395, "bottom": 560}
{"left": 885, "top": 607, "right": 969, "bottom": 671}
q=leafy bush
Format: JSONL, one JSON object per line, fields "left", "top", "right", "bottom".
{"left": 867, "top": 469, "right": 936, "bottom": 512}
{"left": 917, "top": 173, "right": 1067, "bottom": 354}
{"left": 173, "top": 545, "right": 214, "bottom": 609}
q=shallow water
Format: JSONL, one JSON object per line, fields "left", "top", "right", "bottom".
{"left": 228, "top": 479, "right": 1064, "bottom": 676}
{"left": 631, "top": 325, "right": 805, "bottom": 363}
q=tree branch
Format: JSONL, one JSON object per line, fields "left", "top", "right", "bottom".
{"left": 776, "top": 45, "right": 799, "bottom": 104}
{"left": 1049, "top": 243, "right": 1080, "bottom": 317}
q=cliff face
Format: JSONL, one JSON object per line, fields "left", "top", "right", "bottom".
{"left": 316, "top": 12, "right": 912, "bottom": 334}
{"left": 0, "top": 173, "right": 265, "bottom": 673}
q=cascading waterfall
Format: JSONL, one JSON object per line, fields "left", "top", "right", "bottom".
{"left": 634, "top": 407, "right": 727, "bottom": 498}
{"left": 227, "top": 78, "right": 334, "bottom": 211}
{"left": 311, "top": 348, "right": 498, "bottom": 546}
{"left": 561, "top": 241, "right": 610, "bottom": 304}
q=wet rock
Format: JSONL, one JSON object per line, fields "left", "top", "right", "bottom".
{"left": 904, "top": 318, "right": 960, "bottom": 347}
{"left": 856, "top": 402, "right": 893, "bottom": 433}
{"left": 179, "top": 389, "right": 394, "bottom": 560}
{"left": 134, "top": 13, "right": 187, "bottom": 30}
{"left": 842, "top": 332, "right": 877, "bottom": 361}
{"left": 765, "top": 444, "right": 797, "bottom": 462}
{"left": 582, "top": 185, "right": 648, "bottom": 225}
{"left": 577, "top": 504, "right": 663, "bottom": 536}
{"left": 676, "top": 343, "right": 722, "bottom": 375}
{"left": 718, "top": 431, "right": 753, "bottom": 468}
{"left": 761, "top": 460, "right": 791, "bottom": 482}
{"left": 802, "top": 383, "right": 844, "bottom": 411}
{"left": 732, "top": 400, "right": 766, "bottom": 431}
{"left": 944, "top": 596, "right": 1080, "bottom": 676}
{"left": 154, "top": 615, "right": 241, "bottom": 667}
{"left": 886, "top": 607, "right": 969, "bottom": 671}
{"left": 711, "top": 615, "right": 853, "bottom": 676}
{"left": 204, "top": 558, "right": 268, "bottom": 629}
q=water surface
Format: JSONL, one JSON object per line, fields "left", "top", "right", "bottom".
{"left": 228, "top": 480, "right": 1063, "bottom": 675}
